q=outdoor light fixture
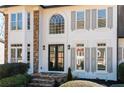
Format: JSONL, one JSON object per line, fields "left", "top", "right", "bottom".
{"left": 43, "top": 45, "right": 45, "bottom": 50}
{"left": 68, "top": 45, "right": 70, "bottom": 50}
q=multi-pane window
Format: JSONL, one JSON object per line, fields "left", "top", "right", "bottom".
{"left": 27, "top": 13, "right": 30, "bottom": 30}
{"left": 11, "top": 13, "right": 22, "bottom": 30}
{"left": 27, "top": 44, "right": 30, "bottom": 63}
{"left": 11, "top": 44, "right": 22, "bottom": 63}
{"left": 97, "top": 43, "right": 106, "bottom": 71}
{"left": 98, "top": 9, "right": 106, "bottom": 28}
{"left": 77, "top": 11, "right": 84, "bottom": 29}
{"left": 76, "top": 44, "right": 85, "bottom": 70}
{"left": 50, "top": 14, "right": 64, "bottom": 34}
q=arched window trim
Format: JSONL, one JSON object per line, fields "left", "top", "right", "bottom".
{"left": 49, "top": 14, "right": 64, "bottom": 34}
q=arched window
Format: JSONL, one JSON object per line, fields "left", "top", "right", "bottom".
{"left": 50, "top": 14, "right": 64, "bottom": 34}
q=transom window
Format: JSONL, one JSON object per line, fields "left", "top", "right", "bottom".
{"left": 49, "top": 14, "right": 64, "bottom": 34}
{"left": 98, "top": 9, "right": 106, "bottom": 28}
{"left": 77, "top": 11, "right": 84, "bottom": 29}
{"left": 97, "top": 43, "right": 106, "bottom": 71}
{"left": 11, "top": 13, "right": 22, "bottom": 30}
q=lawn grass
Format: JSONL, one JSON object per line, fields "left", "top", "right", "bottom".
{"left": 111, "top": 84, "right": 124, "bottom": 87}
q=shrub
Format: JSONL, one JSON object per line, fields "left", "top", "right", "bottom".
{"left": 60, "top": 80, "right": 104, "bottom": 87}
{"left": 0, "top": 74, "right": 31, "bottom": 87}
{"left": 118, "top": 63, "right": 124, "bottom": 82}
{"left": 0, "top": 63, "right": 29, "bottom": 79}
{"left": 67, "top": 67, "right": 73, "bottom": 81}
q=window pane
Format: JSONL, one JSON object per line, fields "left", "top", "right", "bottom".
{"left": 97, "top": 48, "right": 106, "bottom": 70}
{"left": 18, "top": 21, "right": 22, "bottom": 30}
{"left": 77, "top": 12, "right": 84, "bottom": 21}
{"left": 11, "top": 14, "right": 16, "bottom": 30}
{"left": 77, "top": 11, "right": 84, "bottom": 29}
{"left": 17, "top": 48, "right": 22, "bottom": 63}
{"left": 27, "top": 13, "right": 30, "bottom": 30}
{"left": 76, "top": 47, "right": 85, "bottom": 70}
{"left": 17, "top": 13, "right": 22, "bottom": 30}
{"left": 98, "top": 19, "right": 106, "bottom": 27}
{"left": 18, "top": 13, "right": 22, "bottom": 21}
{"left": 11, "top": 22, "right": 16, "bottom": 30}
{"left": 11, "top": 14, "right": 16, "bottom": 21}
{"left": 50, "top": 15, "right": 64, "bottom": 34}
{"left": 11, "top": 48, "right": 16, "bottom": 63}
{"left": 98, "top": 9, "right": 106, "bottom": 18}
{"left": 77, "top": 21, "right": 84, "bottom": 29}
{"left": 98, "top": 9, "right": 106, "bottom": 28}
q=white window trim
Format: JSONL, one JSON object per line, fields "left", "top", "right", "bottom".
{"left": 96, "top": 8, "right": 107, "bottom": 29}
{"left": 11, "top": 45, "right": 22, "bottom": 63}
{"left": 96, "top": 43, "right": 107, "bottom": 73}
{"left": 75, "top": 44, "right": 85, "bottom": 71}
{"left": 10, "top": 12, "right": 23, "bottom": 31}
{"left": 49, "top": 14, "right": 64, "bottom": 34}
{"left": 75, "top": 10, "right": 85, "bottom": 30}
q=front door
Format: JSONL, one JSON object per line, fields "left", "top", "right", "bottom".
{"left": 48, "top": 44, "right": 64, "bottom": 71}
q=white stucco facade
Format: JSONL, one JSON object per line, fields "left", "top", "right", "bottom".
{"left": 0, "top": 5, "right": 118, "bottom": 81}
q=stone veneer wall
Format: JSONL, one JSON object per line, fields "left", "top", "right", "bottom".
{"left": 33, "top": 10, "right": 39, "bottom": 73}
{"left": 4, "top": 14, "right": 8, "bottom": 64}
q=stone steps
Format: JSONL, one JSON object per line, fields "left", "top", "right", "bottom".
{"left": 28, "top": 83, "right": 54, "bottom": 87}
{"left": 28, "top": 73, "right": 67, "bottom": 87}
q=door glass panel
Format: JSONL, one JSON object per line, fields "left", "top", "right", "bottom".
{"left": 49, "top": 45, "right": 64, "bottom": 71}
{"left": 58, "top": 45, "right": 64, "bottom": 71}
{"left": 76, "top": 47, "right": 85, "bottom": 70}
{"left": 49, "top": 46, "right": 56, "bottom": 70}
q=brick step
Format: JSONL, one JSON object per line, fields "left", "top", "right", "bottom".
{"left": 31, "top": 78, "right": 55, "bottom": 84}
{"left": 28, "top": 83, "right": 54, "bottom": 87}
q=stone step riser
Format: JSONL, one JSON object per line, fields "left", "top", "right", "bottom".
{"left": 31, "top": 80, "right": 54, "bottom": 84}
{"left": 28, "top": 73, "right": 67, "bottom": 87}
{"left": 28, "top": 83, "right": 54, "bottom": 87}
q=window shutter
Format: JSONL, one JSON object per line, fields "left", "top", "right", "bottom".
{"left": 71, "top": 48, "right": 76, "bottom": 71}
{"left": 107, "top": 47, "right": 113, "bottom": 73}
{"left": 118, "top": 47, "right": 122, "bottom": 64}
{"left": 108, "top": 7, "right": 113, "bottom": 29}
{"left": 71, "top": 11, "right": 76, "bottom": 31}
{"left": 85, "top": 48, "right": 90, "bottom": 72}
{"left": 92, "top": 9, "right": 97, "bottom": 30}
{"left": 91, "top": 47, "right": 96, "bottom": 72}
{"left": 86, "top": 10, "right": 90, "bottom": 30}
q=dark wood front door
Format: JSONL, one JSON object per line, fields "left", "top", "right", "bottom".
{"left": 48, "top": 44, "right": 64, "bottom": 71}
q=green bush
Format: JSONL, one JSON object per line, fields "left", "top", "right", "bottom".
{"left": 0, "top": 63, "right": 29, "bottom": 79}
{"left": 0, "top": 74, "right": 31, "bottom": 87}
{"left": 118, "top": 63, "right": 124, "bottom": 82}
{"left": 67, "top": 67, "right": 73, "bottom": 81}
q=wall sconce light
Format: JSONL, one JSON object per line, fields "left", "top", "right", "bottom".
{"left": 68, "top": 45, "right": 70, "bottom": 50}
{"left": 43, "top": 45, "right": 45, "bottom": 50}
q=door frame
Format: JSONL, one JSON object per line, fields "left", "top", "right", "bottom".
{"left": 48, "top": 44, "right": 64, "bottom": 72}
